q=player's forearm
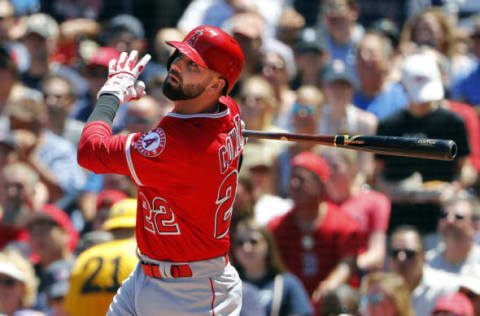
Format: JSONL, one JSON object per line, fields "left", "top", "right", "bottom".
{"left": 87, "top": 94, "right": 120, "bottom": 126}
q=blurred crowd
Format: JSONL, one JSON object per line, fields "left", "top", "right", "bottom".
{"left": 1, "top": 0, "right": 480, "bottom": 315}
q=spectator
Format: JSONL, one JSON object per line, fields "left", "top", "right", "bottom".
{"left": 15, "top": 13, "right": 59, "bottom": 90}
{"left": 5, "top": 96, "right": 87, "bottom": 203}
{"left": 292, "top": 37, "right": 329, "bottom": 89}
{"left": 0, "top": 247, "right": 42, "bottom": 316}
{"left": 432, "top": 292, "right": 474, "bottom": 316}
{"left": 458, "top": 265, "right": 480, "bottom": 316}
{"left": 268, "top": 151, "right": 361, "bottom": 305}
{"left": 81, "top": 189, "right": 128, "bottom": 233}
{"left": 239, "top": 281, "right": 267, "bottom": 316}
{"left": 321, "top": 284, "right": 360, "bottom": 316}
{"left": 354, "top": 32, "right": 408, "bottom": 120}
{"left": 42, "top": 260, "right": 71, "bottom": 316}
{"left": 276, "top": 7, "right": 306, "bottom": 48}
{"left": 321, "top": 0, "right": 365, "bottom": 76}
{"left": 25, "top": 204, "right": 78, "bottom": 297}
{"left": 375, "top": 52, "right": 470, "bottom": 238}
{"left": 451, "top": 15, "right": 480, "bottom": 110}
{"left": 427, "top": 191, "right": 480, "bottom": 274}
{"left": 232, "top": 218, "right": 313, "bottom": 316}
{"left": 322, "top": 147, "right": 391, "bottom": 272}
{"left": 319, "top": 59, "right": 377, "bottom": 179}
{"left": 122, "top": 96, "right": 164, "bottom": 134}
{"left": 388, "top": 225, "right": 458, "bottom": 316}
{"left": 64, "top": 199, "right": 138, "bottom": 316}
{"left": 0, "top": 0, "right": 15, "bottom": 41}
{"left": 399, "top": 8, "right": 472, "bottom": 90}
{"left": 103, "top": 14, "right": 146, "bottom": 55}
{"left": 0, "top": 163, "right": 48, "bottom": 250}
{"left": 273, "top": 85, "right": 323, "bottom": 197}
{"left": 41, "top": 74, "right": 84, "bottom": 147}
{"left": 359, "top": 271, "right": 414, "bottom": 316}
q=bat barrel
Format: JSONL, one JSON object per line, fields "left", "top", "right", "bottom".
{"left": 242, "top": 130, "right": 457, "bottom": 161}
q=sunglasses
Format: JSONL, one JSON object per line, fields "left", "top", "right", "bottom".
{"left": 389, "top": 248, "right": 418, "bottom": 259}
{"left": 235, "top": 236, "right": 262, "bottom": 247}
{"left": 0, "top": 277, "right": 17, "bottom": 287}
{"left": 439, "top": 212, "right": 465, "bottom": 220}
{"left": 362, "top": 293, "right": 385, "bottom": 305}
{"left": 293, "top": 103, "right": 316, "bottom": 116}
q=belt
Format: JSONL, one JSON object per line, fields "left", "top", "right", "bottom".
{"left": 141, "top": 261, "right": 193, "bottom": 278}
{"left": 140, "top": 254, "right": 229, "bottom": 279}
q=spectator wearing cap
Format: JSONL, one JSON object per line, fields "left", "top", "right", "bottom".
{"left": 353, "top": 32, "right": 408, "bottom": 120}
{"left": 81, "top": 189, "right": 128, "bottom": 233}
{"left": 26, "top": 204, "right": 78, "bottom": 271}
{"left": 74, "top": 46, "right": 120, "bottom": 122}
{"left": 268, "top": 151, "right": 361, "bottom": 308}
{"left": 276, "top": 7, "right": 305, "bottom": 49}
{"left": 374, "top": 52, "right": 471, "bottom": 239}
{"left": 14, "top": 13, "right": 59, "bottom": 90}
{"left": 64, "top": 199, "right": 138, "bottom": 316}
{"left": 292, "top": 35, "right": 329, "bottom": 89}
{"left": 41, "top": 73, "right": 84, "bottom": 147}
{"left": 458, "top": 265, "right": 480, "bottom": 316}
{"left": 122, "top": 96, "right": 164, "bottom": 134}
{"left": 451, "top": 14, "right": 480, "bottom": 111}
{"left": 432, "top": 293, "right": 474, "bottom": 316}
{"left": 42, "top": 260, "right": 71, "bottom": 316}
{"left": 5, "top": 96, "right": 87, "bottom": 204}
{"left": 426, "top": 192, "right": 480, "bottom": 275}
{"left": 103, "top": 14, "right": 146, "bottom": 57}
{"left": 388, "top": 225, "right": 459, "bottom": 316}
{"left": 0, "top": 163, "right": 48, "bottom": 250}
{"left": 319, "top": 59, "right": 377, "bottom": 180}
{"left": 0, "top": 247, "right": 42, "bottom": 316}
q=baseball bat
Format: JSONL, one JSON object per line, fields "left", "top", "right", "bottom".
{"left": 242, "top": 130, "right": 457, "bottom": 161}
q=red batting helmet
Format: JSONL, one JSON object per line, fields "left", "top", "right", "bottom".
{"left": 166, "top": 25, "right": 244, "bottom": 94}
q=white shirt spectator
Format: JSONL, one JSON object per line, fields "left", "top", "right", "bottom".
{"left": 426, "top": 242, "right": 480, "bottom": 275}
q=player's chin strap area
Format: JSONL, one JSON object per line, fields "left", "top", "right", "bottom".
{"left": 136, "top": 248, "right": 229, "bottom": 279}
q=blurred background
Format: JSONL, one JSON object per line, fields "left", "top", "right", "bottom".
{"left": 0, "top": 0, "right": 480, "bottom": 315}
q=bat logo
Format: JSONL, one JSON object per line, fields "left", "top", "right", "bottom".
{"left": 134, "top": 127, "right": 167, "bottom": 157}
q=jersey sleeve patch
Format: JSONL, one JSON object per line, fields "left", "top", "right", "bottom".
{"left": 134, "top": 127, "right": 167, "bottom": 157}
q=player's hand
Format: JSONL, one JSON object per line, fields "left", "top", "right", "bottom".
{"left": 97, "top": 50, "right": 151, "bottom": 104}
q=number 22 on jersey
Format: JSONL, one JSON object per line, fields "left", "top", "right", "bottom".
{"left": 141, "top": 170, "right": 238, "bottom": 239}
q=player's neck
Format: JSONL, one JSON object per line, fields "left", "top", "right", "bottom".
{"left": 174, "top": 94, "right": 221, "bottom": 114}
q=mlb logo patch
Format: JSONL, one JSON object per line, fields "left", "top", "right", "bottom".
{"left": 134, "top": 128, "right": 166, "bottom": 157}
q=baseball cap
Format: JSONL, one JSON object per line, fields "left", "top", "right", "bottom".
{"left": 291, "top": 151, "right": 330, "bottom": 182}
{"left": 322, "top": 60, "right": 355, "bottom": 86}
{"left": 24, "top": 13, "right": 59, "bottom": 39}
{"left": 25, "top": 204, "right": 79, "bottom": 251}
{"left": 102, "top": 198, "right": 137, "bottom": 231}
{"left": 401, "top": 53, "right": 444, "bottom": 104}
{"left": 458, "top": 265, "right": 480, "bottom": 296}
{"left": 0, "top": 262, "right": 25, "bottom": 282}
{"left": 4, "top": 97, "right": 46, "bottom": 122}
{"left": 87, "top": 46, "right": 121, "bottom": 68}
{"left": 96, "top": 189, "right": 128, "bottom": 210}
{"left": 433, "top": 292, "right": 474, "bottom": 315}
{"left": 43, "top": 260, "right": 72, "bottom": 299}
{"left": 108, "top": 14, "right": 145, "bottom": 39}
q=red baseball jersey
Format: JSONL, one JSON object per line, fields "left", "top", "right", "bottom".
{"left": 78, "top": 96, "right": 245, "bottom": 262}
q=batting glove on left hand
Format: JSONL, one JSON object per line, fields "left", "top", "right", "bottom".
{"left": 97, "top": 50, "right": 151, "bottom": 104}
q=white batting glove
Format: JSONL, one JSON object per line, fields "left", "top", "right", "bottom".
{"left": 97, "top": 50, "right": 151, "bottom": 104}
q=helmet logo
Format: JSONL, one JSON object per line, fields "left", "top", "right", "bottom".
{"left": 187, "top": 30, "right": 204, "bottom": 46}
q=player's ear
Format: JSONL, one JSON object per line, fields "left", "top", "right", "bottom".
{"left": 207, "top": 77, "right": 226, "bottom": 95}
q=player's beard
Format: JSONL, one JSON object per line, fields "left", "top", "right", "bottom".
{"left": 163, "top": 74, "right": 209, "bottom": 101}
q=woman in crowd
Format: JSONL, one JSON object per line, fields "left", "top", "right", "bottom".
{"left": 231, "top": 218, "right": 313, "bottom": 316}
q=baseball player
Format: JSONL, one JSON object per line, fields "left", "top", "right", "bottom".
{"left": 77, "top": 25, "right": 245, "bottom": 315}
{"left": 64, "top": 199, "right": 138, "bottom": 316}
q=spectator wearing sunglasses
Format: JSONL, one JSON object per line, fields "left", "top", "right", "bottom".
{"left": 426, "top": 191, "right": 480, "bottom": 275}
{"left": 0, "top": 247, "right": 44, "bottom": 316}
{"left": 359, "top": 271, "right": 414, "bottom": 316}
{"left": 388, "top": 225, "right": 458, "bottom": 316}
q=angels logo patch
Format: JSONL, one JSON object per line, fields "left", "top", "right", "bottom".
{"left": 134, "top": 128, "right": 166, "bottom": 157}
